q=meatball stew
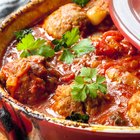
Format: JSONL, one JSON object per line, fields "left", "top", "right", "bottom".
{"left": 0, "top": 0, "right": 140, "bottom": 127}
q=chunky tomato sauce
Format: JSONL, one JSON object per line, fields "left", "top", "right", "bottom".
{"left": 1, "top": 0, "right": 140, "bottom": 126}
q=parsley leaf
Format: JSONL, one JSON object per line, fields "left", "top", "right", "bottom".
{"left": 52, "top": 27, "right": 80, "bottom": 52}
{"left": 52, "top": 28, "right": 80, "bottom": 64}
{"left": 52, "top": 39, "right": 67, "bottom": 52}
{"left": 72, "top": 84, "right": 87, "bottom": 102}
{"left": 60, "top": 49, "right": 74, "bottom": 64}
{"left": 71, "top": 67, "right": 107, "bottom": 102}
{"left": 15, "top": 28, "right": 32, "bottom": 41}
{"left": 72, "top": 0, "right": 90, "bottom": 7}
{"left": 80, "top": 67, "right": 97, "bottom": 78}
{"left": 16, "top": 33, "right": 55, "bottom": 58}
{"left": 20, "top": 50, "right": 31, "bottom": 58}
{"left": 75, "top": 76, "right": 85, "bottom": 84}
{"left": 66, "top": 112, "right": 89, "bottom": 123}
{"left": 37, "top": 45, "right": 55, "bottom": 57}
{"left": 87, "top": 83, "right": 98, "bottom": 98}
{"left": 98, "top": 84, "right": 107, "bottom": 94}
{"left": 52, "top": 28, "right": 94, "bottom": 64}
{"left": 17, "top": 34, "right": 36, "bottom": 50}
{"left": 72, "top": 39, "right": 95, "bottom": 57}
{"left": 63, "top": 27, "right": 80, "bottom": 47}
{"left": 96, "top": 75, "right": 106, "bottom": 83}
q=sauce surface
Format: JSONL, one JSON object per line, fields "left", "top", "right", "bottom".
{"left": 1, "top": 0, "right": 140, "bottom": 126}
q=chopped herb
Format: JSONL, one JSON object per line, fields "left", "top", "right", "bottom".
{"left": 72, "top": 38, "right": 95, "bottom": 57}
{"left": 16, "top": 33, "right": 55, "bottom": 58}
{"left": 60, "top": 49, "right": 74, "bottom": 64}
{"left": 52, "top": 28, "right": 94, "bottom": 64}
{"left": 72, "top": 0, "right": 90, "bottom": 7}
{"left": 15, "top": 28, "right": 32, "bottom": 41}
{"left": 52, "top": 28, "right": 80, "bottom": 64}
{"left": 71, "top": 67, "right": 107, "bottom": 102}
{"left": 66, "top": 112, "right": 89, "bottom": 123}
{"left": 20, "top": 50, "right": 31, "bottom": 58}
{"left": 52, "top": 39, "right": 67, "bottom": 52}
{"left": 63, "top": 27, "right": 80, "bottom": 47}
{"left": 52, "top": 27, "right": 80, "bottom": 52}
{"left": 37, "top": 44, "right": 55, "bottom": 58}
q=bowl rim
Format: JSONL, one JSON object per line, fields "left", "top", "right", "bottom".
{"left": 109, "top": 0, "right": 140, "bottom": 50}
{"left": 0, "top": 0, "right": 140, "bottom": 134}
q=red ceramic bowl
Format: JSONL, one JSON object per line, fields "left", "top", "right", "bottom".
{"left": 0, "top": 0, "right": 140, "bottom": 140}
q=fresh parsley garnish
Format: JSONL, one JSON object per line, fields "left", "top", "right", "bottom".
{"left": 63, "top": 27, "right": 80, "bottom": 47}
{"left": 16, "top": 33, "right": 55, "bottom": 58}
{"left": 52, "top": 28, "right": 80, "bottom": 63}
{"left": 52, "top": 27, "right": 80, "bottom": 52}
{"left": 71, "top": 67, "right": 107, "bottom": 102}
{"left": 72, "top": 0, "right": 90, "bottom": 7}
{"left": 66, "top": 112, "right": 89, "bottom": 123}
{"left": 72, "top": 38, "right": 94, "bottom": 57}
{"left": 52, "top": 28, "right": 94, "bottom": 64}
{"left": 15, "top": 28, "right": 32, "bottom": 41}
{"left": 60, "top": 49, "right": 74, "bottom": 64}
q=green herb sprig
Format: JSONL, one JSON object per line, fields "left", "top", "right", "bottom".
{"left": 52, "top": 27, "right": 80, "bottom": 63}
{"left": 15, "top": 28, "right": 32, "bottom": 41}
{"left": 72, "top": 0, "right": 90, "bottom": 7}
{"left": 72, "top": 38, "right": 94, "bottom": 57}
{"left": 52, "top": 28, "right": 94, "bottom": 64}
{"left": 71, "top": 67, "right": 107, "bottom": 102}
{"left": 52, "top": 27, "right": 80, "bottom": 52}
{"left": 16, "top": 33, "right": 55, "bottom": 58}
{"left": 66, "top": 112, "right": 89, "bottom": 123}
{"left": 15, "top": 28, "right": 94, "bottom": 63}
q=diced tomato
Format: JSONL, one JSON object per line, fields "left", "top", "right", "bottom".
{"left": 60, "top": 73, "right": 75, "bottom": 83}
{"left": 95, "top": 30, "right": 137, "bottom": 58}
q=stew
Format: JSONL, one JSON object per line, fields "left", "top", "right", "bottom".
{"left": 0, "top": 0, "right": 140, "bottom": 127}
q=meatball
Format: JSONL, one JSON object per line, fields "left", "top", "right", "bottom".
{"left": 51, "top": 85, "right": 83, "bottom": 117}
{"left": 0, "top": 56, "right": 58, "bottom": 105}
{"left": 51, "top": 84, "right": 112, "bottom": 119}
{"left": 127, "top": 91, "right": 140, "bottom": 126}
{"left": 43, "top": 3, "right": 88, "bottom": 39}
{"left": 85, "top": 93, "right": 112, "bottom": 116}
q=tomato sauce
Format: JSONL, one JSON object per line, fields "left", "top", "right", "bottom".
{"left": 1, "top": 0, "right": 140, "bottom": 126}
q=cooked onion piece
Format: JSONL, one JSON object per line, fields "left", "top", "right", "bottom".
{"left": 87, "top": 6, "right": 108, "bottom": 25}
{"left": 86, "top": 0, "right": 109, "bottom": 25}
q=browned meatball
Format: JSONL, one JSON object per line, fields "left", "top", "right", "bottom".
{"left": 0, "top": 56, "right": 58, "bottom": 105}
{"left": 43, "top": 3, "right": 88, "bottom": 39}
{"left": 51, "top": 84, "right": 112, "bottom": 119}
{"left": 51, "top": 85, "right": 83, "bottom": 117}
{"left": 127, "top": 91, "right": 140, "bottom": 126}
{"left": 86, "top": 94, "right": 108, "bottom": 116}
